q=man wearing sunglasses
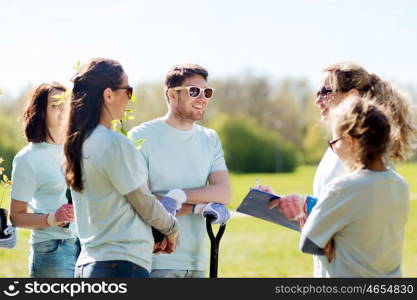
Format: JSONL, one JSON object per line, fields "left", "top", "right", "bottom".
{"left": 129, "top": 63, "right": 231, "bottom": 278}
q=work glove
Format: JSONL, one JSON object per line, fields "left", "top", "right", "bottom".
{"left": 0, "top": 226, "right": 17, "bottom": 249}
{"left": 160, "top": 189, "right": 187, "bottom": 215}
{"left": 194, "top": 203, "right": 231, "bottom": 225}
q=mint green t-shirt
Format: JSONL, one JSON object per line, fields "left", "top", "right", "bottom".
{"left": 11, "top": 142, "right": 76, "bottom": 244}
{"left": 129, "top": 118, "right": 228, "bottom": 271}
{"left": 302, "top": 169, "right": 409, "bottom": 277}
{"left": 72, "top": 125, "right": 154, "bottom": 271}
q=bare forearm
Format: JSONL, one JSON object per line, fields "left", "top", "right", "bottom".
{"left": 10, "top": 213, "right": 48, "bottom": 229}
{"left": 184, "top": 184, "right": 230, "bottom": 205}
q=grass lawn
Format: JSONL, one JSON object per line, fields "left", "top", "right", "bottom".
{"left": 217, "top": 200, "right": 417, "bottom": 277}
{"left": 1, "top": 162, "right": 416, "bottom": 277}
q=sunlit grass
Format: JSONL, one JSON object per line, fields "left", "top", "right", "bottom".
{"left": 1, "top": 162, "right": 416, "bottom": 277}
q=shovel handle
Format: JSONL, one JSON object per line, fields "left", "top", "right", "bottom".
{"left": 206, "top": 215, "right": 226, "bottom": 278}
{"left": 63, "top": 188, "right": 72, "bottom": 229}
{"left": 206, "top": 215, "right": 226, "bottom": 244}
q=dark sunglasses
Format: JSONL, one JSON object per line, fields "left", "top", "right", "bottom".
{"left": 172, "top": 86, "right": 215, "bottom": 99}
{"left": 116, "top": 86, "right": 133, "bottom": 100}
{"left": 328, "top": 136, "right": 343, "bottom": 151}
{"left": 316, "top": 86, "right": 333, "bottom": 99}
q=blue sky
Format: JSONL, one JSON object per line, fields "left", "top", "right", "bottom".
{"left": 1, "top": 0, "right": 416, "bottom": 97}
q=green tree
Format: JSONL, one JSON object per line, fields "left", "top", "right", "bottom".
{"left": 0, "top": 107, "right": 26, "bottom": 177}
{"left": 210, "top": 114, "right": 300, "bottom": 173}
{"left": 302, "top": 100, "right": 328, "bottom": 164}
{"left": 127, "top": 82, "right": 168, "bottom": 130}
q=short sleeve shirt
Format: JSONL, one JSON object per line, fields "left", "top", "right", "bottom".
{"left": 302, "top": 169, "right": 409, "bottom": 277}
{"left": 129, "top": 118, "right": 228, "bottom": 271}
{"left": 11, "top": 143, "right": 76, "bottom": 244}
{"left": 72, "top": 125, "right": 153, "bottom": 271}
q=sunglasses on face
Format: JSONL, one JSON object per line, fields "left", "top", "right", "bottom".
{"left": 328, "top": 136, "right": 343, "bottom": 151}
{"left": 172, "top": 86, "right": 215, "bottom": 100}
{"left": 116, "top": 86, "right": 133, "bottom": 100}
{"left": 316, "top": 86, "right": 333, "bottom": 100}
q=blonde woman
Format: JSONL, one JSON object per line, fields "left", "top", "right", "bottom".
{"left": 262, "top": 62, "right": 415, "bottom": 276}
{"left": 299, "top": 96, "right": 409, "bottom": 277}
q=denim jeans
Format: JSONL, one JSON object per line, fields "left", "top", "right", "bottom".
{"left": 150, "top": 269, "right": 206, "bottom": 278}
{"left": 29, "top": 238, "right": 80, "bottom": 278}
{"left": 75, "top": 260, "right": 150, "bottom": 278}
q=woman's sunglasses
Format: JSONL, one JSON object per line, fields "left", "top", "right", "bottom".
{"left": 316, "top": 86, "right": 333, "bottom": 100}
{"left": 328, "top": 136, "right": 343, "bottom": 151}
{"left": 116, "top": 86, "right": 133, "bottom": 100}
{"left": 172, "top": 86, "right": 215, "bottom": 100}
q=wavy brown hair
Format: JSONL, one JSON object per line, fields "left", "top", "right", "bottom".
{"left": 22, "top": 82, "right": 66, "bottom": 143}
{"left": 332, "top": 96, "right": 391, "bottom": 170}
{"left": 324, "top": 62, "right": 416, "bottom": 162}
{"left": 64, "top": 58, "right": 124, "bottom": 192}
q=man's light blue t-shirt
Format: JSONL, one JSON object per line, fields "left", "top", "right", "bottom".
{"left": 72, "top": 125, "right": 154, "bottom": 271}
{"left": 129, "top": 118, "right": 228, "bottom": 271}
{"left": 11, "top": 143, "right": 76, "bottom": 244}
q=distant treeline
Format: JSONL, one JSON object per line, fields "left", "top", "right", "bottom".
{"left": 1, "top": 74, "right": 416, "bottom": 175}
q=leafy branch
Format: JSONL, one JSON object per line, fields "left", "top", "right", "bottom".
{"left": 112, "top": 117, "right": 145, "bottom": 150}
{"left": 51, "top": 61, "right": 80, "bottom": 104}
{"left": 51, "top": 89, "right": 72, "bottom": 105}
{"left": 0, "top": 157, "right": 12, "bottom": 208}
{"left": 73, "top": 60, "right": 81, "bottom": 71}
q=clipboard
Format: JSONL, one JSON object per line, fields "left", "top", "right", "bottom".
{"left": 237, "top": 189, "right": 300, "bottom": 232}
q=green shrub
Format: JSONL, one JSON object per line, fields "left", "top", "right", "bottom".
{"left": 302, "top": 121, "right": 328, "bottom": 164}
{"left": 209, "top": 114, "right": 300, "bottom": 173}
{"left": 0, "top": 107, "right": 25, "bottom": 177}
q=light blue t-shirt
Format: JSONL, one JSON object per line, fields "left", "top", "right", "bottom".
{"left": 302, "top": 168, "right": 409, "bottom": 277}
{"left": 72, "top": 125, "right": 154, "bottom": 271}
{"left": 313, "top": 148, "right": 346, "bottom": 198}
{"left": 129, "top": 118, "right": 228, "bottom": 271}
{"left": 11, "top": 142, "right": 76, "bottom": 244}
{"left": 312, "top": 147, "right": 346, "bottom": 276}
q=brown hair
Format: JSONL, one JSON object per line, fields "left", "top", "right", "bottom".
{"left": 164, "top": 63, "right": 208, "bottom": 100}
{"left": 22, "top": 82, "right": 66, "bottom": 143}
{"left": 64, "top": 58, "right": 124, "bottom": 192}
{"left": 332, "top": 96, "right": 391, "bottom": 169}
{"left": 324, "top": 62, "right": 416, "bottom": 162}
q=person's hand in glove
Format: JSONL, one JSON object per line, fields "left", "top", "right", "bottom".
{"left": 194, "top": 203, "right": 231, "bottom": 225}
{"left": 160, "top": 189, "right": 187, "bottom": 216}
{"left": 47, "top": 204, "right": 74, "bottom": 227}
{"left": 0, "top": 226, "right": 17, "bottom": 249}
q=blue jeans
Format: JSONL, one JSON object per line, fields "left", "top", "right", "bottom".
{"left": 29, "top": 238, "right": 80, "bottom": 278}
{"left": 75, "top": 260, "right": 150, "bottom": 278}
{"left": 150, "top": 269, "right": 206, "bottom": 278}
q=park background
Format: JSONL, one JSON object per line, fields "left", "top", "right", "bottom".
{"left": 1, "top": 0, "right": 416, "bottom": 277}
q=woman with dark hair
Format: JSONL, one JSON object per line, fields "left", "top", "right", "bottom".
{"left": 64, "top": 58, "right": 179, "bottom": 278}
{"left": 10, "top": 82, "right": 79, "bottom": 278}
